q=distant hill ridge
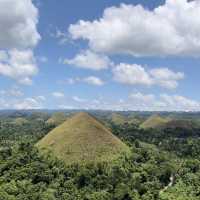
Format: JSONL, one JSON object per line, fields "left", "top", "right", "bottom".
{"left": 36, "top": 112, "right": 129, "bottom": 165}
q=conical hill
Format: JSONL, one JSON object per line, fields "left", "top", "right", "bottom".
{"left": 36, "top": 112, "right": 129, "bottom": 165}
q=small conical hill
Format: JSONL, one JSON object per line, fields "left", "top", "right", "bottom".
{"left": 46, "top": 112, "right": 67, "bottom": 126}
{"left": 37, "top": 112, "right": 129, "bottom": 165}
{"left": 111, "top": 113, "right": 127, "bottom": 125}
{"left": 12, "top": 117, "right": 29, "bottom": 125}
{"left": 140, "top": 114, "right": 171, "bottom": 129}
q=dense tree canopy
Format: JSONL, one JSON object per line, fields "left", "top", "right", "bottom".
{"left": 0, "top": 112, "right": 200, "bottom": 199}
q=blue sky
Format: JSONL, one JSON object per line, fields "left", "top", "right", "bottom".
{"left": 0, "top": 0, "right": 200, "bottom": 111}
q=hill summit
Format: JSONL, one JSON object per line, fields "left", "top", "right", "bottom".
{"left": 36, "top": 112, "right": 129, "bottom": 165}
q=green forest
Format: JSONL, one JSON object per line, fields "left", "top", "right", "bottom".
{"left": 0, "top": 111, "right": 200, "bottom": 200}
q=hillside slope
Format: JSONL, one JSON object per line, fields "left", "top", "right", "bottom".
{"left": 37, "top": 112, "right": 129, "bottom": 165}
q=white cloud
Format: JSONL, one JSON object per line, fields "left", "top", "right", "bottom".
{"left": 102, "top": 93, "right": 200, "bottom": 111}
{"left": 49, "top": 92, "right": 200, "bottom": 112}
{"left": 127, "top": 92, "right": 200, "bottom": 111}
{"left": 72, "top": 96, "right": 87, "bottom": 103}
{"left": 0, "top": 0, "right": 40, "bottom": 49}
{"left": 58, "top": 105, "right": 77, "bottom": 110}
{"left": 53, "top": 29, "right": 70, "bottom": 45}
{"left": 112, "top": 63, "right": 184, "bottom": 89}
{"left": 129, "top": 92, "right": 155, "bottom": 104}
{"left": 52, "top": 92, "right": 65, "bottom": 98}
{"left": 64, "top": 50, "right": 112, "bottom": 70}
{"left": 63, "top": 76, "right": 105, "bottom": 86}
{"left": 64, "top": 77, "right": 80, "bottom": 85}
{"left": 0, "top": 90, "right": 45, "bottom": 109}
{"left": 69, "top": 0, "right": 200, "bottom": 57}
{"left": 83, "top": 76, "right": 105, "bottom": 86}
{"left": 0, "top": 49, "right": 38, "bottom": 85}
{"left": 0, "top": 51, "right": 8, "bottom": 61}
{"left": 0, "top": 0, "right": 40, "bottom": 84}
{"left": 13, "top": 98, "right": 42, "bottom": 110}
{"left": 160, "top": 94, "right": 200, "bottom": 111}
{"left": 113, "top": 63, "right": 153, "bottom": 86}
{"left": 0, "top": 87, "right": 24, "bottom": 97}
{"left": 0, "top": 98, "right": 10, "bottom": 109}
{"left": 150, "top": 68, "right": 185, "bottom": 89}
{"left": 36, "top": 96, "right": 46, "bottom": 101}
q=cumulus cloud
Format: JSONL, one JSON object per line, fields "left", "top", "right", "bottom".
{"left": 58, "top": 92, "right": 200, "bottom": 111}
{"left": 113, "top": 63, "right": 184, "bottom": 89}
{"left": 56, "top": 91, "right": 200, "bottom": 111}
{"left": 0, "top": 86, "right": 46, "bottom": 110}
{"left": 63, "top": 76, "right": 105, "bottom": 86}
{"left": 150, "top": 68, "right": 184, "bottom": 89}
{"left": 113, "top": 63, "right": 153, "bottom": 86}
{"left": 0, "top": 98, "right": 10, "bottom": 109}
{"left": 64, "top": 77, "right": 80, "bottom": 85}
{"left": 0, "top": 86, "right": 24, "bottom": 97}
{"left": 127, "top": 92, "right": 200, "bottom": 111}
{"left": 103, "top": 93, "right": 200, "bottom": 111}
{"left": 0, "top": 87, "right": 46, "bottom": 109}
{"left": 52, "top": 92, "right": 65, "bottom": 98}
{"left": 64, "top": 50, "right": 112, "bottom": 70}
{"left": 36, "top": 96, "right": 46, "bottom": 101}
{"left": 72, "top": 96, "right": 87, "bottom": 103}
{"left": 0, "top": 51, "right": 8, "bottom": 61}
{"left": 14, "top": 98, "right": 42, "bottom": 110}
{"left": 0, "top": 49, "right": 38, "bottom": 85}
{"left": 52, "top": 29, "right": 70, "bottom": 45}
{"left": 160, "top": 94, "right": 200, "bottom": 111}
{"left": 0, "top": 0, "right": 40, "bottom": 49}
{"left": 82, "top": 76, "right": 105, "bottom": 86}
{"left": 0, "top": 96, "right": 44, "bottom": 110}
{"left": 70, "top": 96, "right": 103, "bottom": 110}
{"left": 129, "top": 92, "right": 155, "bottom": 104}
{"left": 69, "top": 0, "right": 200, "bottom": 57}
{"left": 0, "top": 0, "right": 40, "bottom": 84}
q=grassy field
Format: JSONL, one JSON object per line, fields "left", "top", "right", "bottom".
{"left": 37, "top": 112, "right": 130, "bottom": 165}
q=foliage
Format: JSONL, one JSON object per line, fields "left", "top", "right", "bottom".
{"left": 1, "top": 111, "right": 200, "bottom": 199}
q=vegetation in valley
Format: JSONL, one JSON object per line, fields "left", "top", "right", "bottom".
{"left": 0, "top": 111, "right": 200, "bottom": 200}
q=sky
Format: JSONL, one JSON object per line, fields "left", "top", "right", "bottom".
{"left": 0, "top": 0, "right": 200, "bottom": 111}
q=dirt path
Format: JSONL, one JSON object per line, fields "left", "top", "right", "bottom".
{"left": 160, "top": 175, "right": 174, "bottom": 194}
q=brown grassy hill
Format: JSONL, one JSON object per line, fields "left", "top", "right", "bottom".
{"left": 12, "top": 117, "right": 29, "bottom": 125}
{"left": 110, "top": 113, "right": 142, "bottom": 125}
{"left": 163, "top": 119, "right": 200, "bottom": 129}
{"left": 46, "top": 112, "right": 67, "bottom": 126}
{"left": 37, "top": 112, "right": 129, "bottom": 165}
{"left": 140, "top": 115, "right": 171, "bottom": 129}
{"left": 111, "top": 113, "right": 127, "bottom": 125}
